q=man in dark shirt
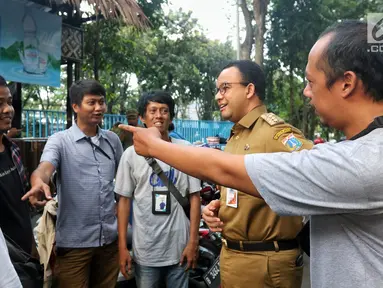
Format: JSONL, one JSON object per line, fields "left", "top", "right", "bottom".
{"left": 0, "top": 75, "right": 33, "bottom": 254}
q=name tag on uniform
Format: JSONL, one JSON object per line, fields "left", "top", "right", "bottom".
{"left": 226, "top": 188, "right": 238, "bottom": 208}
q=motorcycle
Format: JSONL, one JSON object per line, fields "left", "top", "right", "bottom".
{"left": 189, "top": 220, "right": 222, "bottom": 288}
{"left": 190, "top": 180, "right": 222, "bottom": 288}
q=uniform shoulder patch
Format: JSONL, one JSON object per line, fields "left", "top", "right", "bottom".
{"left": 281, "top": 133, "right": 303, "bottom": 151}
{"left": 260, "top": 113, "right": 285, "bottom": 126}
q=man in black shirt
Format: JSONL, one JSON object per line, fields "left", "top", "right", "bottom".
{"left": 0, "top": 75, "right": 33, "bottom": 254}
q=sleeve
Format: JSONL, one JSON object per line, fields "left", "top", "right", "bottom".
{"left": 113, "top": 134, "right": 124, "bottom": 167}
{"left": 40, "top": 133, "right": 62, "bottom": 169}
{"left": 188, "top": 175, "right": 201, "bottom": 194}
{"left": 244, "top": 142, "right": 371, "bottom": 216}
{"left": 0, "top": 229, "right": 22, "bottom": 288}
{"left": 114, "top": 149, "right": 136, "bottom": 198}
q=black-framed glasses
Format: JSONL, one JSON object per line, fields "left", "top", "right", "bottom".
{"left": 215, "top": 82, "right": 250, "bottom": 96}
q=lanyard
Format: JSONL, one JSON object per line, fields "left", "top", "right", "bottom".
{"left": 85, "top": 137, "right": 115, "bottom": 161}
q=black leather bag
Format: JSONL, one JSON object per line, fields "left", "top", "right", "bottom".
{"left": 4, "top": 233, "right": 44, "bottom": 288}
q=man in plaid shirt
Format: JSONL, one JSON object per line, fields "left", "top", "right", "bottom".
{"left": 0, "top": 75, "right": 34, "bottom": 256}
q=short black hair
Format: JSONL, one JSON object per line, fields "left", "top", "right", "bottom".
{"left": 220, "top": 60, "right": 266, "bottom": 101}
{"left": 69, "top": 79, "right": 106, "bottom": 106}
{"left": 318, "top": 20, "right": 383, "bottom": 101}
{"left": 137, "top": 90, "right": 175, "bottom": 120}
{"left": 0, "top": 75, "right": 7, "bottom": 87}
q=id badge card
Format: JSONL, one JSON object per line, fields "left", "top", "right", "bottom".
{"left": 152, "top": 190, "right": 171, "bottom": 215}
{"left": 226, "top": 188, "right": 238, "bottom": 208}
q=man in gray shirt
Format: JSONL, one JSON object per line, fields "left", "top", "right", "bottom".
{"left": 118, "top": 20, "right": 383, "bottom": 287}
{"left": 0, "top": 228, "right": 22, "bottom": 288}
{"left": 116, "top": 91, "right": 200, "bottom": 288}
{"left": 22, "top": 80, "right": 123, "bottom": 288}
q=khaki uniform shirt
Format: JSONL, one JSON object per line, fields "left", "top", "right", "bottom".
{"left": 219, "top": 105, "right": 313, "bottom": 242}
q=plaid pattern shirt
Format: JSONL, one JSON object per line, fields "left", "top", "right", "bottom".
{"left": 3, "top": 136, "right": 29, "bottom": 193}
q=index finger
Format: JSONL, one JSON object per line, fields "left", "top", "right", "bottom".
{"left": 120, "top": 264, "right": 129, "bottom": 279}
{"left": 185, "top": 258, "right": 192, "bottom": 271}
{"left": 21, "top": 186, "right": 42, "bottom": 201}
{"left": 118, "top": 124, "right": 136, "bottom": 133}
{"left": 192, "top": 258, "right": 197, "bottom": 269}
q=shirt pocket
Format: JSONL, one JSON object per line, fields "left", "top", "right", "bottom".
{"left": 99, "top": 159, "right": 116, "bottom": 182}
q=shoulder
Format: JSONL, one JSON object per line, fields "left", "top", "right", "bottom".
{"left": 171, "top": 138, "right": 192, "bottom": 146}
{"left": 103, "top": 129, "right": 121, "bottom": 143}
{"left": 257, "top": 113, "right": 313, "bottom": 152}
{"left": 257, "top": 113, "right": 296, "bottom": 138}
{"left": 122, "top": 145, "right": 141, "bottom": 161}
{"left": 50, "top": 130, "right": 67, "bottom": 139}
{"left": 46, "top": 130, "right": 67, "bottom": 145}
{"left": 259, "top": 112, "right": 285, "bottom": 127}
{"left": 7, "top": 138, "right": 22, "bottom": 157}
{"left": 124, "top": 145, "right": 136, "bottom": 156}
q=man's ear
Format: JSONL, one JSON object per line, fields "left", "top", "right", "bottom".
{"left": 72, "top": 103, "right": 79, "bottom": 113}
{"left": 341, "top": 71, "right": 358, "bottom": 99}
{"left": 139, "top": 116, "right": 147, "bottom": 127}
{"left": 246, "top": 83, "right": 256, "bottom": 99}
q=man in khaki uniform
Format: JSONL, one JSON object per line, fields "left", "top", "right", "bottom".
{"left": 204, "top": 60, "right": 312, "bottom": 287}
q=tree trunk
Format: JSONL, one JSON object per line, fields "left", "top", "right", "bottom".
{"left": 253, "top": 0, "right": 269, "bottom": 67}
{"left": 93, "top": 16, "right": 101, "bottom": 81}
{"left": 288, "top": 65, "right": 294, "bottom": 125}
{"left": 119, "top": 75, "right": 131, "bottom": 115}
{"left": 239, "top": 0, "right": 254, "bottom": 60}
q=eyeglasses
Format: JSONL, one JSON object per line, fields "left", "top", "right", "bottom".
{"left": 215, "top": 82, "right": 250, "bottom": 96}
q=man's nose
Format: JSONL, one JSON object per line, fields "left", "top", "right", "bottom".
{"left": 154, "top": 110, "right": 163, "bottom": 118}
{"left": 95, "top": 102, "right": 105, "bottom": 111}
{"left": 215, "top": 91, "right": 222, "bottom": 101}
{"left": 303, "top": 84, "right": 312, "bottom": 98}
{"left": 3, "top": 103, "right": 14, "bottom": 114}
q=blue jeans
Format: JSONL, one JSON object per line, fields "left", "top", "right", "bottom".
{"left": 135, "top": 263, "right": 189, "bottom": 288}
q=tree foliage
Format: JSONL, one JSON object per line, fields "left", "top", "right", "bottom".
{"left": 264, "top": 0, "right": 382, "bottom": 139}
{"left": 22, "top": 0, "right": 383, "bottom": 131}
{"left": 80, "top": 9, "right": 235, "bottom": 118}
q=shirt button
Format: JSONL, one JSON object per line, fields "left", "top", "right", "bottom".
{"left": 235, "top": 136, "right": 240, "bottom": 140}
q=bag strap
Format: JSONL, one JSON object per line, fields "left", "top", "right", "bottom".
{"left": 145, "top": 157, "right": 189, "bottom": 208}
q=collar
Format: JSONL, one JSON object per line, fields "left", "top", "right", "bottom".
{"left": 1, "top": 134, "right": 12, "bottom": 148}
{"left": 236, "top": 105, "right": 268, "bottom": 129}
{"left": 71, "top": 121, "right": 106, "bottom": 142}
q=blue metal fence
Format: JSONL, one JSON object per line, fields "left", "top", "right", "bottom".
{"left": 22, "top": 110, "right": 233, "bottom": 143}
